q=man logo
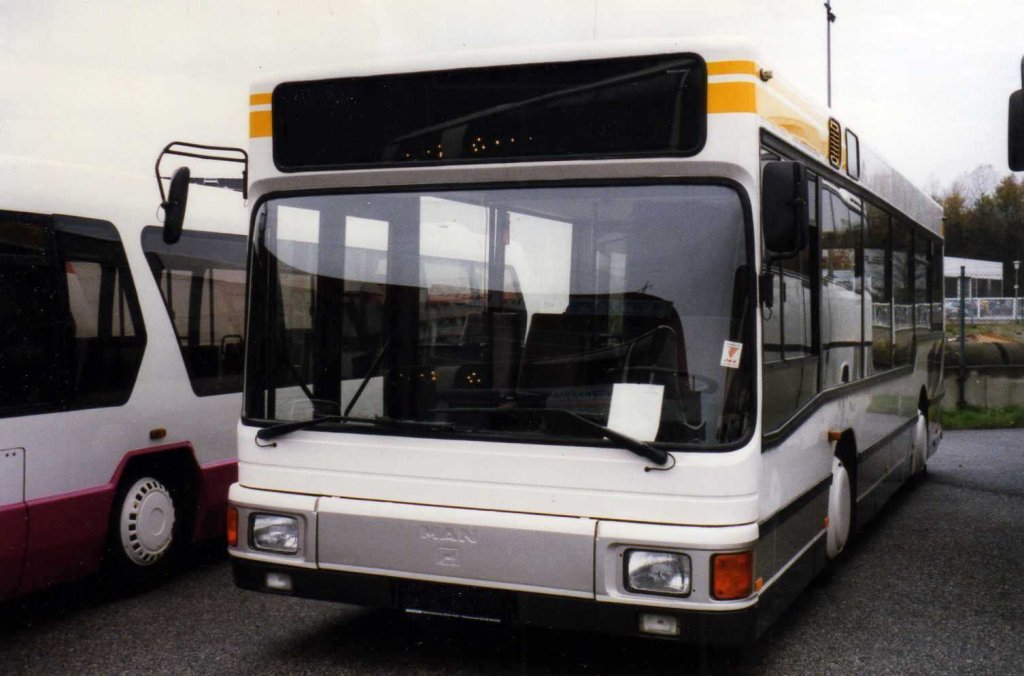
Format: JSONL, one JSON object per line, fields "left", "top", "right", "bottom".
{"left": 419, "top": 524, "right": 477, "bottom": 544}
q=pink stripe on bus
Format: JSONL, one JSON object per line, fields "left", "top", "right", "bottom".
{"left": 0, "top": 502, "right": 28, "bottom": 601}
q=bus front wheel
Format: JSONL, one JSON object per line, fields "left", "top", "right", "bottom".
{"left": 105, "top": 474, "right": 183, "bottom": 589}
{"left": 826, "top": 457, "right": 852, "bottom": 559}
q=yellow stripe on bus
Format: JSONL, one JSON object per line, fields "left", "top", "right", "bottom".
{"left": 250, "top": 110, "right": 272, "bottom": 138}
{"left": 250, "top": 93, "right": 272, "bottom": 106}
{"left": 708, "top": 79, "right": 831, "bottom": 160}
{"left": 706, "top": 60, "right": 758, "bottom": 77}
{"left": 757, "top": 84, "right": 829, "bottom": 158}
{"left": 707, "top": 82, "right": 757, "bottom": 114}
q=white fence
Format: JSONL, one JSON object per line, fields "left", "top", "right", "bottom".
{"left": 944, "top": 297, "right": 1024, "bottom": 323}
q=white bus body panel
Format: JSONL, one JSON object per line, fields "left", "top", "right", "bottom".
{"left": 238, "top": 427, "right": 760, "bottom": 527}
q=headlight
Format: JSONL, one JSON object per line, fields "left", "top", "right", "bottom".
{"left": 250, "top": 514, "right": 300, "bottom": 554}
{"left": 625, "top": 549, "right": 691, "bottom": 596}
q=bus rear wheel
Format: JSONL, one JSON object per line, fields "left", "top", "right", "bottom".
{"left": 105, "top": 474, "right": 183, "bottom": 589}
{"left": 911, "top": 410, "right": 929, "bottom": 477}
{"left": 826, "top": 457, "right": 852, "bottom": 559}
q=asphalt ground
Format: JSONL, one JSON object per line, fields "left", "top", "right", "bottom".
{"left": 1, "top": 429, "right": 1022, "bottom": 674}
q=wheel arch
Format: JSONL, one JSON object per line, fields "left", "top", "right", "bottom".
{"left": 834, "top": 429, "right": 858, "bottom": 511}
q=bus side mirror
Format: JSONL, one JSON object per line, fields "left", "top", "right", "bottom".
{"left": 762, "top": 161, "right": 809, "bottom": 253}
{"left": 1010, "top": 90, "right": 1024, "bottom": 171}
{"left": 161, "top": 166, "right": 191, "bottom": 244}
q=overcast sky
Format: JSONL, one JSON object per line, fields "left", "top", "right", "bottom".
{"left": 2, "top": 0, "right": 1022, "bottom": 192}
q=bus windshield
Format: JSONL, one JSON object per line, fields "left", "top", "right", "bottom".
{"left": 246, "top": 184, "right": 752, "bottom": 447}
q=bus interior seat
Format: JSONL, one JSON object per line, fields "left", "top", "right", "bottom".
{"left": 517, "top": 294, "right": 703, "bottom": 439}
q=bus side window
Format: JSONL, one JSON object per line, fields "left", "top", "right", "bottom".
{"left": 914, "top": 230, "right": 930, "bottom": 331}
{"left": 891, "top": 220, "right": 913, "bottom": 367}
{"left": 864, "top": 203, "right": 892, "bottom": 373}
{"left": 0, "top": 214, "right": 66, "bottom": 415}
{"left": 141, "top": 227, "right": 248, "bottom": 397}
{"left": 55, "top": 217, "right": 147, "bottom": 409}
{"left": 930, "top": 238, "right": 944, "bottom": 331}
{"left": 820, "top": 188, "right": 863, "bottom": 388}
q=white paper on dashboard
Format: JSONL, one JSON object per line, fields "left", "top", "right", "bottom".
{"left": 606, "top": 383, "right": 665, "bottom": 442}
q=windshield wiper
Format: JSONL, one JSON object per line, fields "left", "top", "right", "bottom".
{"left": 255, "top": 415, "right": 455, "bottom": 442}
{"left": 342, "top": 338, "right": 391, "bottom": 417}
{"left": 443, "top": 406, "right": 669, "bottom": 466}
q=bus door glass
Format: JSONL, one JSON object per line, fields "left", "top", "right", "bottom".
{"left": 819, "top": 185, "right": 863, "bottom": 388}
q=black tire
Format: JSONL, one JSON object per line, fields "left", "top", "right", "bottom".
{"left": 104, "top": 473, "right": 185, "bottom": 591}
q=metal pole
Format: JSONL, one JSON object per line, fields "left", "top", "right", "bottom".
{"left": 1014, "top": 260, "right": 1020, "bottom": 323}
{"left": 825, "top": 2, "right": 836, "bottom": 108}
{"left": 958, "top": 265, "right": 967, "bottom": 407}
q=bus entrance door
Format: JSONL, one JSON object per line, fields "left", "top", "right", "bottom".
{"left": 0, "top": 447, "right": 26, "bottom": 600}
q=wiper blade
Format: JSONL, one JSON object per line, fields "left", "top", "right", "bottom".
{"left": 342, "top": 338, "right": 390, "bottom": 417}
{"left": 255, "top": 415, "right": 455, "bottom": 442}
{"left": 444, "top": 406, "right": 669, "bottom": 466}
{"left": 557, "top": 410, "right": 669, "bottom": 466}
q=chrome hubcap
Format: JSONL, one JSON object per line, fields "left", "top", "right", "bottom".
{"left": 119, "top": 477, "right": 175, "bottom": 566}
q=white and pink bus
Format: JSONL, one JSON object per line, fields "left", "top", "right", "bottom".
{"left": 0, "top": 158, "right": 246, "bottom": 598}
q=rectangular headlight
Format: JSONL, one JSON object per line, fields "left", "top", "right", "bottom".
{"left": 250, "top": 514, "right": 300, "bottom": 554}
{"left": 625, "top": 549, "right": 691, "bottom": 596}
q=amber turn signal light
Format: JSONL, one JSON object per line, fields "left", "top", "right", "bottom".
{"left": 227, "top": 507, "right": 238, "bottom": 547}
{"left": 711, "top": 551, "right": 754, "bottom": 600}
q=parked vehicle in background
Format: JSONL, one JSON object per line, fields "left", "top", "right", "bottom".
{"left": 0, "top": 158, "right": 247, "bottom": 599}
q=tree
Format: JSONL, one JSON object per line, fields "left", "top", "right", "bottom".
{"left": 940, "top": 171, "right": 1024, "bottom": 292}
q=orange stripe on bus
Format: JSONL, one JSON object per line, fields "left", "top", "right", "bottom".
{"left": 250, "top": 110, "right": 272, "bottom": 138}
{"left": 707, "top": 82, "right": 757, "bottom": 114}
{"left": 707, "top": 60, "right": 758, "bottom": 77}
{"left": 250, "top": 93, "right": 272, "bottom": 106}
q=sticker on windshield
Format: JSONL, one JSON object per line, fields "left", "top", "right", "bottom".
{"left": 720, "top": 341, "right": 743, "bottom": 369}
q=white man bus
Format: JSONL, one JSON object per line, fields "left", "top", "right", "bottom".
{"left": 160, "top": 40, "right": 943, "bottom": 645}
{"left": 0, "top": 157, "right": 247, "bottom": 599}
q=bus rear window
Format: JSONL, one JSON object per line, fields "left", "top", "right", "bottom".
{"left": 272, "top": 53, "right": 706, "bottom": 171}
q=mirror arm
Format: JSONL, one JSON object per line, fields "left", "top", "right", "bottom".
{"left": 154, "top": 141, "right": 249, "bottom": 202}
{"left": 759, "top": 269, "right": 774, "bottom": 307}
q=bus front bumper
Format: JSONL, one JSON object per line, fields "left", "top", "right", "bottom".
{"left": 227, "top": 484, "right": 782, "bottom": 645}
{"left": 231, "top": 558, "right": 761, "bottom": 646}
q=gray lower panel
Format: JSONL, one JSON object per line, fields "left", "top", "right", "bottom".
{"left": 772, "top": 491, "right": 827, "bottom": 576}
{"left": 758, "top": 481, "right": 829, "bottom": 584}
{"left": 317, "top": 497, "right": 596, "bottom": 597}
